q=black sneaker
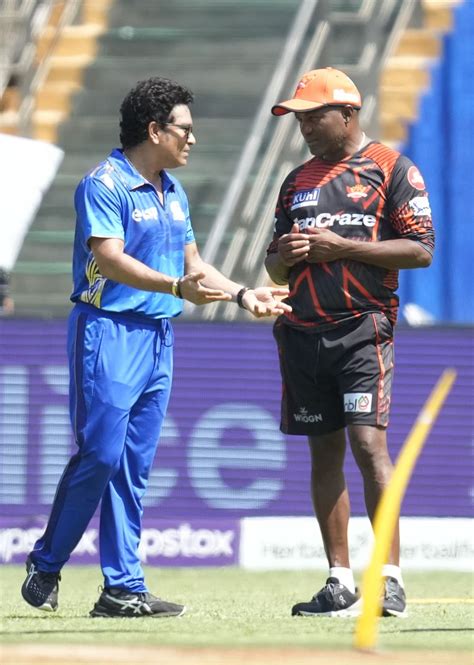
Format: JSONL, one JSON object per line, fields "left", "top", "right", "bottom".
{"left": 21, "top": 555, "right": 61, "bottom": 612}
{"left": 292, "top": 577, "right": 362, "bottom": 617}
{"left": 90, "top": 587, "right": 186, "bottom": 618}
{"left": 382, "top": 576, "right": 407, "bottom": 617}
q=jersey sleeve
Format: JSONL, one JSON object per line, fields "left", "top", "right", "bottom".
{"left": 170, "top": 178, "right": 195, "bottom": 245}
{"left": 386, "top": 155, "right": 435, "bottom": 255}
{"left": 266, "top": 180, "right": 294, "bottom": 255}
{"left": 74, "top": 175, "right": 124, "bottom": 244}
{"left": 183, "top": 194, "right": 195, "bottom": 245}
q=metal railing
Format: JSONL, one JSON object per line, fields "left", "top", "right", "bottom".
{"left": 0, "top": 0, "right": 39, "bottom": 99}
{"left": 201, "top": 0, "right": 320, "bottom": 268}
{"left": 0, "top": 0, "right": 81, "bottom": 135}
{"left": 18, "top": 0, "right": 81, "bottom": 136}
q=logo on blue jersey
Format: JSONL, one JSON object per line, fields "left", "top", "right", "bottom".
{"left": 290, "top": 188, "right": 321, "bottom": 211}
{"left": 170, "top": 200, "right": 186, "bottom": 221}
{"left": 132, "top": 207, "right": 158, "bottom": 222}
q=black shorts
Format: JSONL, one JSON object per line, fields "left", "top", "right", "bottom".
{"left": 273, "top": 312, "right": 394, "bottom": 435}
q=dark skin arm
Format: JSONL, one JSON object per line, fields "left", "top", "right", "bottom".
{"left": 305, "top": 226, "right": 432, "bottom": 269}
{"left": 264, "top": 223, "right": 432, "bottom": 284}
{"left": 264, "top": 223, "right": 309, "bottom": 284}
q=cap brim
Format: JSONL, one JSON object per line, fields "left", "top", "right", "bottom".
{"left": 271, "top": 99, "right": 361, "bottom": 116}
{"left": 271, "top": 99, "right": 326, "bottom": 116}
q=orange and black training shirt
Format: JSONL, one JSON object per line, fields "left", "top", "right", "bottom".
{"left": 266, "top": 141, "right": 435, "bottom": 330}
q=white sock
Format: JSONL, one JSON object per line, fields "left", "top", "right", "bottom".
{"left": 382, "top": 564, "right": 404, "bottom": 588}
{"left": 329, "top": 567, "right": 355, "bottom": 593}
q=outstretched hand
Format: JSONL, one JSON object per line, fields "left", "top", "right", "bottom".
{"left": 241, "top": 286, "right": 292, "bottom": 318}
{"left": 179, "top": 272, "right": 232, "bottom": 305}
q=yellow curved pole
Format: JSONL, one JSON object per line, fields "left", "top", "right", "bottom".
{"left": 354, "top": 368, "right": 457, "bottom": 650}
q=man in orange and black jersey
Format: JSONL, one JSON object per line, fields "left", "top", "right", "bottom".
{"left": 265, "top": 68, "right": 434, "bottom": 618}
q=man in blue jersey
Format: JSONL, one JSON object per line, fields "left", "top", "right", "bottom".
{"left": 21, "top": 77, "right": 290, "bottom": 618}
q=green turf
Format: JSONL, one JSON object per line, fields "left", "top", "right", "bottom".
{"left": 0, "top": 567, "right": 472, "bottom": 651}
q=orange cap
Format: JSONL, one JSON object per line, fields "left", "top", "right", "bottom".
{"left": 271, "top": 67, "right": 362, "bottom": 116}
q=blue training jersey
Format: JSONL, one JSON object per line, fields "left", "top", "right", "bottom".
{"left": 70, "top": 148, "right": 195, "bottom": 319}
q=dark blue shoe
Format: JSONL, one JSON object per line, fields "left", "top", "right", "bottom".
{"left": 21, "top": 555, "right": 61, "bottom": 612}
{"left": 382, "top": 576, "right": 407, "bottom": 617}
{"left": 292, "top": 577, "right": 361, "bottom": 617}
{"left": 90, "top": 587, "right": 186, "bottom": 618}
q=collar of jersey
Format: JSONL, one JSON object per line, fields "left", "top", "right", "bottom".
{"left": 108, "top": 148, "right": 175, "bottom": 193}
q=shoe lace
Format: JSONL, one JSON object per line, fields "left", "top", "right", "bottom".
{"left": 384, "top": 578, "right": 399, "bottom": 600}
{"left": 323, "top": 583, "right": 337, "bottom": 598}
{"left": 138, "top": 591, "right": 162, "bottom": 603}
{"left": 313, "top": 577, "right": 339, "bottom": 601}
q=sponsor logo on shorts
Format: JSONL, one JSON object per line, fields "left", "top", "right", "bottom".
{"left": 409, "top": 196, "right": 432, "bottom": 217}
{"left": 407, "top": 166, "right": 426, "bottom": 191}
{"left": 295, "top": 212, "right": 376, "bottom": 230}
{"left": 293, "top": 407, "right": 323, "bottom": 423}
{"left": 344, "top": 393, "right": 373, "bottom": 413}
{"left": 290, "top": 188, "right": 321, "bottom": 210}
{"left": 346, "top": 184, "right": 370, "bottom": 200}
{"left": 132, "top": 206, "right": 159, "bottom": 222}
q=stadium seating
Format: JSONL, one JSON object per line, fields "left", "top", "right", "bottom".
{"left": 380, "top": 0, "right": 460, "bottom": 144}
{"left": 9, "top": 0, "right": 300, "bottom": 316}
{"left": 7, "top": 0, "right": 471, "bottom": 324}
{"left": 398, "top": 0, "right": 474, "bottom": 323}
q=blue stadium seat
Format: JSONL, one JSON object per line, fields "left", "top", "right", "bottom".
{"left": 400, "top": 1, "right": 474, "bottom": 323}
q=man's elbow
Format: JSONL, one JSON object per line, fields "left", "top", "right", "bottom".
{"left": 272, "top": 274, "right": 290, "bottom": 285}
{"left": 417, "top": 247, "right": 433, "bottom": 268}
{"left": 94, "top": 255, "right": 121, "bottom": 280}
{"left": 264, "top": 257, "right": 288, "bottom": 285}
{"left": 99, "top": 265, "right": 117, "bottom": 280}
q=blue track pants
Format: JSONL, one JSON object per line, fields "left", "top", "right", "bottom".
{"left": 31, "top": 303, "right": 173, "bottom": 591}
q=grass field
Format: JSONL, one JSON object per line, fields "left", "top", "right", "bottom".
{"left": 1, "top": 566, "right": 472, "bottom": 664}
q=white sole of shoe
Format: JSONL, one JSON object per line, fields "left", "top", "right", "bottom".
{"left": 383, "top": 608, "right": 408, "bottom": 618}
{"left": 38, "top": 602, "right": 57, "bottom": 612}
{"left": 90, "top": 605, "right": 187, "bottom": 618}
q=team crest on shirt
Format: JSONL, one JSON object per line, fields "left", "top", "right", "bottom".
{"left": 346, "top": 184, "right": 370, "bottom": 200}
{"left": 290, "top": 188, "right": 321, "bottom": 211}
{"left": 170, "top": 200, "right": 186, "bottom": 221}
{"left": 407, "top": 166, "right": 426, "bottom": 191}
